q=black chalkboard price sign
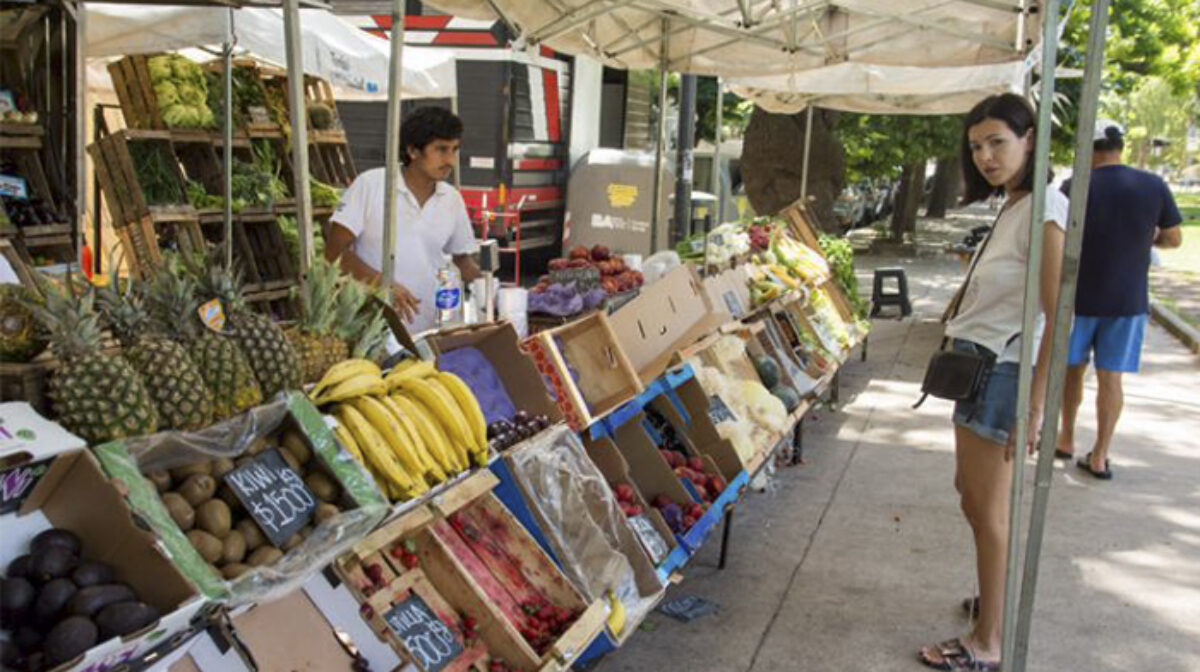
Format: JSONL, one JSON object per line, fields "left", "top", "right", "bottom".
{"left": 224, "top": 448, "right": 317, "bottom": 547}
{"left": 384, "top": 593, "right": 464, "bottom": 672}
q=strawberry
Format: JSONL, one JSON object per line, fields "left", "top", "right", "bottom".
{"left": 364, "top": 563, "right": 384, "bottom": 585}
{"left": 683, "top": 515, "right": 698, "bottom": 529}
{"left": 614, "top": 483, "right": 636, "bottom": 502}
{"left": 401, "top": 553, "right": 419, "bottom": 569}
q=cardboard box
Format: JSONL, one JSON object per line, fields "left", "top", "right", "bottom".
{"left": 660, "top": 375, "right": 766, "bottom": 476}
{"left": 609, "top": 265, "right": 732, "bottom": 386}
{"left": 1, "top": 443, "right": 204, "bottom": 672}
{"left": 701, "top": 264, "right": 753, "bottom": 320}
{"left": 425, "top": 320, "right": 564, "bottom": 433}
{"left": 521, "top": 312, "right": 642, "bottom": 432}
{"left": 581, "top": 436, "right": 678, "bottom": 565}
{"left": 169, "top": 586, "right": 393, "bottom": 672}
{"left": 92, "top": 393, "right": 388, "bottom": 603}
{"left": 337, "top": 471, "right": 607, "bottom": 671}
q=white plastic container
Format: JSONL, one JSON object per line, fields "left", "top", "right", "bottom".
{"left": 497, "top": 287, "right": 530, "bottom": 338}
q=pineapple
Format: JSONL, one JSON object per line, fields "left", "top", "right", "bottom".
{"left": 145, "top": 257, "right": 262, "bottom": 420}
{"left": 186, "top": 248, "right": 301, "bottom": 400}
{"left": 96, "top": 271, "right": 214, "bottom": 431}
{"left": 26, "top": 275, "right": 157, "bottom": 443}
{"left": 289, "top": 255, "right": 341, "bottom": 383}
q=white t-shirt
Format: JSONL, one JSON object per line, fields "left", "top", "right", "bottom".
{"left": 946, "top": 190, "right": 1069, "bottom": 363}
{"left": 332, "top": 167, "right": 478, "bottom": 333}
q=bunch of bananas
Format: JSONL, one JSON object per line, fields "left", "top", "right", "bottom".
{"left": 311, "top": 358, "right": 488, "bottom": 501}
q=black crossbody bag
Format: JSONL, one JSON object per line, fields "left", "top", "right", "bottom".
{"left": 913, "top": 213, "right": 1005, "bottom": 409}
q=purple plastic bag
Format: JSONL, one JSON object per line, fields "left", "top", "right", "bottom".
{"left": 436, "top": 347, "right": 518, "bottom": 425}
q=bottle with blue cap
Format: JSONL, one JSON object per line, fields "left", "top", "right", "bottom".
{"left": 435, "top": 261, "right": 463, "bottom": 328}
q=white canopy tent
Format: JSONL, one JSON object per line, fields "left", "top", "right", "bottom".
{"left": 84, "top": 5, "right": 457, "bottom": 100}
{"left": 425, "top": 0, "right": 1036, "bottom": 114}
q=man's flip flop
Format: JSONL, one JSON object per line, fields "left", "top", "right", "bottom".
{"left": 1076, "top": 452, "right": 1112, "bottom": 480}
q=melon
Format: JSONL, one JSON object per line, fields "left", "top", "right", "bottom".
{"left": 752, "top": 355, "right": 781, "bottom": 389}
{"left": 0, "top": 284, "right": 48, "bottom": 363}
{"left": 770, "top": 384, "right": 801, "bottom": 412}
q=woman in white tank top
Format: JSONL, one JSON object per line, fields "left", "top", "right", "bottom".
{"left": 918, "top": 94, "right": 1065, "bottom": 671}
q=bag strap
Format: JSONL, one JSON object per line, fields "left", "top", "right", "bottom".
{"left": 943, "top": 210, "right": 1003, "bottom": 324}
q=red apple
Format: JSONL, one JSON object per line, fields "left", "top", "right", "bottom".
{"left": 569, "top": 246, "right": 591, "bottom": 260}
{"left": 590, "top": 245, "right": 612, "bottom": 261}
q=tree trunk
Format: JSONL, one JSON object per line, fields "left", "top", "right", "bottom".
{"left": 890, "top": 161, "right": 925, "bottom": 241}
{"left": 741, "top": 107, "right": 845, "bottom": 231}
{"left": 925, "top": 157, "right": 960, "bottom": 218}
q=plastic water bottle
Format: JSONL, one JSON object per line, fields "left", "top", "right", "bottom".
{"left": 434, "top": 262, "right": 464, "bottom": 328}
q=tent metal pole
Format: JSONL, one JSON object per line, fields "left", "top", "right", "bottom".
{"left": 1010, "top": 1, "right": 1111, "bottom": 669}
{"left": 712, "top": 77, "right": 724, "bottom": 221}
{"left": 800, "top": 104, "right": 814, "bottom": 201}
{"left": 649, "top": 17, "right": 669, "bottom": 254}
{"left": 283, "top": 0, "right": 313, "bottom": 274}
{"left": 73, "top": 2, "right": 86, "bottom": 264}
{"left": 1001, "top": 0, "right": 1060, "bottom": 665}
{"left": 381, "top": 0, "right": 406, "bottom": 288}
{"left": 223, "top": 10, "right": 234, "bottom": 269}
{"left": 674, "top": 74, "right": 697, "bottom": 242}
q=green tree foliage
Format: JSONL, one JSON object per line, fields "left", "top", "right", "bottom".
{"left": 695, "top": 77, "right": 755, "bottom": 142}
{"left": 836, "top": 114, "right": 962, "bottom": 183}
{"left": 1103, "top": 77, "right": 1196, "bottom": 171}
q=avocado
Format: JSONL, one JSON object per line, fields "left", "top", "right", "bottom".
{"left": 6, "top": 554, "right": 31, "bottom": 580}
{"left": 0, "top": 640, "right": 18, "bottom": 666}
{"left": 14, "top": 625, "right": 43, "bottom": 653}
{"left": 43, "top": 616, "right": 98, "bottom": 666}
{"left": 67, "top": 584, "right": 136, "bottom": 619}
{"left": 95, "top": 602, "right": 160, "bottom": 639}
{"left": 71, "top": 561, "right": 116, "bottom": 588}
{"left": 33, "top": 578, "right": 77, "bottom": 628}
{"left": 0, "top": 577, "right": 36, "bottom": 624}
{"left": 30, "top": 529, "right": 81, "bottom": 557}
{"left": 28, "top": 546, "right": 79, "bottom": 583}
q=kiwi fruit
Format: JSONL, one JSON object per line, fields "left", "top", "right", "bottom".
{"left": 146, "top": 470, "right": 172, "bottom": 493}
{"left": 280, "top": 431, "right": 312, "bottom": 465}
{"left": 211, "top": 458, "right": 236, "bottom": 479}
{"left": 161, "top": 493, "right": 195, "bottom": 531}
{"left": 221, "top": 531, "right": 247, "bottom": 565}
{"left": 303, "top": 472, "right": 338, "bottom": 503}
{"left": 234, "top": 455, "right": 254, "bottom": 469}
{"left": 246, "top": 437, "right": 270, "bottom": 456}
{"left": 178, "top": 474, "right": 217, "bottom": 507}
{"left": 196, "top": 500, "right": 232, "bottom": 539}
{"left": 221, "top": 564, "right": 251, "bottom": 580}
{"left": 169, "top": 462, "right": 212, "bottom": 482}
{"left": 279, "top": 448, "right": 302, "bottom": 474}
{"left": 281, "top": 533, "right": 303, "bottom": 552}
{"left": 31, "top": 529, "right": 82, "bottom": 557}
{"left": 236, "top": 519, "right": 267, "bottom": 551}
{"left": 247, "top": 546, "right": 283, "bottom": 567}
{"left": 314, "top": 503, "right": 339, "bottom": 524}
{"left": 186, "top": 530, "right": 223, "bottom": 564}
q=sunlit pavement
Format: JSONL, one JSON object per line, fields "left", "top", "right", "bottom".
{"left": 596, "top": 211, "right": 1200, "bottom": 672}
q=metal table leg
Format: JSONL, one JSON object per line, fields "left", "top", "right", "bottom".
{"left": 718, "top": 508, "right": 734, "bottom": 570}
{"left": 790, "top": 417, "right": 804, "bottom": 465}
{"left": 831, "top": 371, "right": 840, "bottom": 404}
{"left": 861, "top": 334, "right": 869, "bottom": 362}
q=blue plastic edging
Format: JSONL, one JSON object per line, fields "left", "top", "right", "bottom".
{"left": 587, "top": 365, "right": 696, "bottom": 442}
{"left": 573, "top": 629, "right": 619, "bottom": 668}
{"left": 486, "top": 458, "right": 566, "bottom": 573}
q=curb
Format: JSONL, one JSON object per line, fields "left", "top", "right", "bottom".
{"left": 1150, "top": 299, "right": 1200, "bottom": 354}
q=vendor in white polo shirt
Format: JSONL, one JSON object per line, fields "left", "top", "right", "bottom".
{"left": 327, "top": 106, "right": 480, "bottom": 332}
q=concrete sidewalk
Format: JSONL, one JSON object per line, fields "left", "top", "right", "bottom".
{"left": 595, "top": 212, "right": 1200, "bottom": 672}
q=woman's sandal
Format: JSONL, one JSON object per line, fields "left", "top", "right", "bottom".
{"left": 1076, "top": 451, "right": 1113, "bottom": 480}
{"left": 918, "top": 638, "right": 1000, "bottom": 671}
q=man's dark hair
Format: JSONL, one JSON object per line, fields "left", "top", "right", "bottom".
{"left": 400, "top": 106, "right": 463, "bottom": 165}
{"left": 1094, "top": 125, "right": 1124, "bottom": 153}
{"left": 960, "top": 93, "right": 1049, "bottom": 204}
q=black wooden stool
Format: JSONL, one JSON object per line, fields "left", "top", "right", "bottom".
{"left": 870, "top": 267, "right": 912, "bottom": 318}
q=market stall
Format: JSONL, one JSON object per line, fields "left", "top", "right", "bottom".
{"left": 0, "top": 0, "right": 1111, "bottom": 670}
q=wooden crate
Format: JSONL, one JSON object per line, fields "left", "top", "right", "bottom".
{"left": 521, "top": 312, "right": 643, "bottom": 432}
{"left": 172, "top": 137, "right": 224, "bottom": 216}
{"left": 310, "top": 141, "right": 357, "bottom": 187}
{"left": 0, "top": 360, "right": 53, "bottom": 415}
{"left": 203, "top": 58, "right": 282, "bottom": 137}
{"left": 108, "top": 54, "right": 166, "bottom": 130}
{"left": 240, "top": 215, "right": 296, "bottom": 290}
{"left": 245, "top": 285, "right": 299, "bottom": 324}
{"left": 338, "top": 471, "right": 606, "bottom": 672}
{"left": 89, "top": 130, "right": 195, "bottom": 227}
{"left": 776, "top": 199, "right": 826, "bottom": 259}
{"left": 304, "top": 75, "right": 345, "bottom": 136}
{"left": 116, "top": 217, "right": 204, "bottom": 280}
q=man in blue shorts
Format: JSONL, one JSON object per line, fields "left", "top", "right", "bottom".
{"left": 1058, "top": 120, "right": 1183, "bottom": 479}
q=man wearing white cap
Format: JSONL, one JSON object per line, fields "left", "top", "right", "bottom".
{"left": 1057, "top": 119, "right": 1183, "bottom": 479}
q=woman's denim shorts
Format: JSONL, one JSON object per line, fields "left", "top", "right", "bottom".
{"left": 951, "top": 339, "right": 1019, "bottom": 445}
